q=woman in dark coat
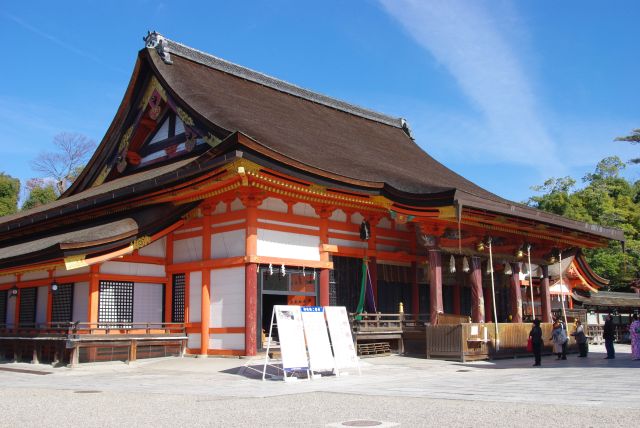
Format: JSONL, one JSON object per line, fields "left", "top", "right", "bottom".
{"left": 603, "top": 314, "right": 615, "bottom": 359}
{"left": 529, "top": 319, "right": 543, "bottom": 366}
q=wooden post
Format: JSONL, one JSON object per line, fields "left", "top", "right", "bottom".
{"left": 540, "top": 265, "right": 552, "bottom": 323}
{"left": 88, "top": 265, "right": 100, "bottom": 324}
{"left": 510, "top": 263, "right": 523, "bottom": 323}
{"left": 428, "top": 249, "right": 443, "bottom": 324}
{"left": 316, "top": 206, "right": 333, "bottom": 307}
{"left": 200, "top": 205, "right": 212, "bottom": 357}
{"left": 242, "top": 191, "right": 261, "bottom": 356}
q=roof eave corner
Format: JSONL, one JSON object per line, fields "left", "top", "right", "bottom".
{"left": 143, "top": 31, "right": 173, "bottom": 65}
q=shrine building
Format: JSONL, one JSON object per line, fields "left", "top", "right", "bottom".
{"left": 0, "top": 33, "right": 624, "bottom": 364}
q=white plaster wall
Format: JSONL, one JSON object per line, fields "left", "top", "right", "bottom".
{"left": 138, "top": 237, "right": 166, "bottom": 258}
{"left": 377, "top": 217, "right": 392, "bottom": 229}
{"left": 73, "top": 282, "right": 89, "bottom": 322}
{"left": 6, "top": 297, "right": 15, "bottom": 326}
{"left": 0, "top": 274, "right": 16, "bottom": 284}
{"left": 328, "top": 238, "right": 368, "bottom": 249}
{"left": 377, "top": 244, "right": 401, "bottom": 252}
{"left": 56, "top": 266, "right": 90, "bottom": 277}
{"left": 395, "top": 222, "right": 409, "bottom": 231}
{"left": 292, "top": 202, "right": 319, "bottom": 218}
{"left": 329, "top": 209, "right": 347, "bottom": 222}
{"left": 100, "top": 261, "right": 165, "bottom": 277}
{"left": 211, "top": 229, "right": 246, "bottom": 259}
{"left": 36, "top": 286, "right": 48, "bottom": 325}
{"left": 213, "top": 200, "right": 226, "bottom": 215}
{"left": 351, "top": 212, "right": 365, "bottom": 225}
{"left": 260, "top": 197, "right": 288, "bottom": 213}
{"left": 260, "top": 219, "right": 318, "bottom": 231}
{"left": 257, "top": 229, "right": 320, "bottom": 261}
{"left": 21, "top": 270, "right": 48, "bottom": 281}
{"left": 209, "top": 333, "right": 245, "bottom": 350}
{"left": 133, "top": 283, "right": 163, "bottom": 323}
{"left": 188, "top": 333, "right": 201, "bottom": 349}
{"left": 173, "top": 236, "right": 203, "bottom": 263}
{"left": 210, "top": 267, "right": 245, "bottom": 328}
{"left": 189, "top": 271, "right": 202, "bottom": 322}
{"left": 230, "top": 198, "right": 244, "bottom": 211}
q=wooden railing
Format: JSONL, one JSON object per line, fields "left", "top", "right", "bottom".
{"left": 0, "top": 322, "right": 186, "bottom": 337}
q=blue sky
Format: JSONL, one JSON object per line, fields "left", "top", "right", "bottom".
{"left": 1, "top": 0, "right": 638, "bottom": 203}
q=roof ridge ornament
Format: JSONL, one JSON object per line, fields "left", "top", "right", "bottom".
{"left": 143, "top": 31, "right": 173, "bottom": 64}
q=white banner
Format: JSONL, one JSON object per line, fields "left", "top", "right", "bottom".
{"left": 324, "top": 306, "right": 359, "bottom": 370}
{"left": 274, "top": 305, "right": 308, "bottom": 371}
{"left": 301, "top": 306, "right": 335, "bottom": 373}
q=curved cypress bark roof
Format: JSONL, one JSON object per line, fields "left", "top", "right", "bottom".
{"left": 150, "top": 39, "right": 504, "bottom": 202}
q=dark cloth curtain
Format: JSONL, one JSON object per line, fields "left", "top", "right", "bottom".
{"left": 331, "top": 256, "right": 363, "bottom": 313}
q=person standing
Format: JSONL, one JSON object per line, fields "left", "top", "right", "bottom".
{"left": 630, "top": 314, "right": 640, "bottom": 360}
{"left": 529, "top": 319, "right": 543, "bottom": 366}
{"left": 571, "top": 320, "right": 588, "bottom": 357}
{"left": 603, "top": 314, "right": 615, "bottom": 359}
{"left": 551, "top": 320, "right": 568, "bottom": 360}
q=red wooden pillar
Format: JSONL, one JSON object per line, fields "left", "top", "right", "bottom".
{"left": 317, "top": 206, "right": 333, "bottom": 307}
{"left": 411, "top": 262, "right": 419, "bottom": 320}
{"left": 540, "top": 265, "right": 552, "bottom": 322}
{"left": 243, "top": 193, "right": 260, "bottom": 356}
{"left": 200, "top": 206, "right": 212, "bottom": 356}
{"left": 428, "top": 250, "right": 443, "bottom": 324}
{"left": 88, "top": 266, "right": 100, "bottom": 325}
{"left": 469, "top": 256, "right": 485, "bottom": 322}
{"left": 510, "top": 262, "right": 523, "bottom": 323}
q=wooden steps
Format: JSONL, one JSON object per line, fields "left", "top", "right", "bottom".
{"left": 357, "top": 342, "right": 391, "bottom": 357}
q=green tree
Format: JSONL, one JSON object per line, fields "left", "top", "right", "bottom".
{"left": 0, "top": 172, "right": 20, "bottom": 216}
{"left": 615, "top": 128, "right": 640, "bottom": 164}
{"left": 21, "top": 179, "right": 58, "bottom": 211}
{"left": 529, "top": 156, "right": 640, "bottom": 290}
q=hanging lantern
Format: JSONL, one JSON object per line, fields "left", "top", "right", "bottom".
{"left": 504, "top": 262, "right": 512, "bottom": 275}
{"left": 462, "top": 257, "right": 470, "bottom": 273}
{"left": 449, "top": 255, "right": 456, "bottom": 274}
{"left": 476, "top": 241, "right": 485, "bottom": 252}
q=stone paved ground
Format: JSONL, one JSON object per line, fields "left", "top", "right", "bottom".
{"left": 0, "top": 344, "right": 638, "bottom": 427}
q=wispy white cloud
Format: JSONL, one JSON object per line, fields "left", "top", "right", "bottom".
{"left": 379, "top": 0, "right": 564, "bottom": 176}
{"left": 2, "top": 12, "right": 126, "bottom": 74}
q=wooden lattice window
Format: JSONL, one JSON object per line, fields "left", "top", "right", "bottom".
{"left": 19, "top": 287, "right": 37, "bottom": 327}
{"left": 172, "top": 274, "right": 185, "bottom": 323}
{"left": 0, "top": 289, "right": 7, "bottom": 326}
{"left": 98, "top": 281, "right": 133, "bottom": 326}
{"left": 52, "top": 283, "right": 74, "bottom": 323}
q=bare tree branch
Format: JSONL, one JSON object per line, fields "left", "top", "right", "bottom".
{"left": 31, "top": 132, "right": 96, "bottom": 194}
